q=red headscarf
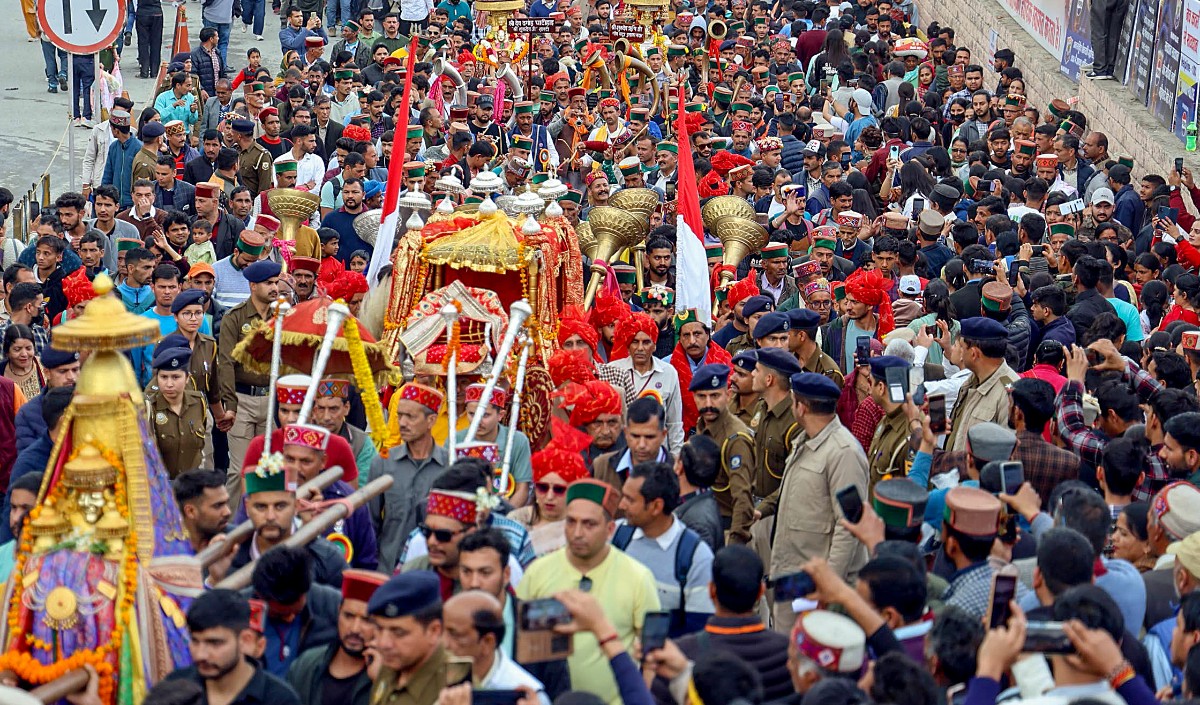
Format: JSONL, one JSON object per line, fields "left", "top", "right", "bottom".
{"left": 610, "top": 312, "right": 658, "bottom": 361}
{"left": 726, "top": 270, "right": 761, "bottom": 310}
{"left": 698, "top": 170, "right": 729, "bottom": 199}
{"left": 560, "top": 379, "right": 623, "bottom": 427}
{"left": 590, "top": 287, "right": 630, "bottom": 329}
{"left": 844, "top": 268, "right": 895, "bottom": 337}
{"left": 548, "top": 349, "right": 596, "bottom": 388}
{"left": 557, "top": 305, "right": 600, "bottom": 360}
{"left": 531, "top": 417, "right": 594, "bottom": 483}
{"left": 62, "top": 267, "right": 98, "bottom": 309}
{"left": 324, "top": 271, "right": 369, "bottom": 302}
{"left": 710, "top": 150, "right": 754, "bottom": 177}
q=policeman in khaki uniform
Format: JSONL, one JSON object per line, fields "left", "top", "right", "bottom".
{"left": 367, "top": 571, "right": 472, "bottom": 705}
{"left": 146, "top": 344, "right": 208, "bottom": 477}
{"left": 726, "top": 295, "right": 775, "bottom": 357}
{"left": 231, "top": 117, "right": 273, "bottom": 198}
{"left": 787, "top": 309, "right": 844, "bottom": 387}
{"left": 865, "top": 356, "right": 916, "bottom": 493}
{"left": 690, "top": 363, "right": 756, "bottom": 545}
{"left": 728, "top": 351, "right": 761, "bottom": 429}
{"left": 946, "top": 317, "right": 1020, "bottom": 453}
{"left": 758, "top": 373, "right": 868, "bottom": 632}
{"left": 748, "top": 348, "right": 803, "bottom": 502}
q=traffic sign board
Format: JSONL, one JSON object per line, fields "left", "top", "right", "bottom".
{"left": 37, "top": 0, "right": 127, "bottom": 53}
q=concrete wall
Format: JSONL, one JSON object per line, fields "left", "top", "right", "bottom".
{"left": 913, "top": 0, "right": 1193, "bottom": 178}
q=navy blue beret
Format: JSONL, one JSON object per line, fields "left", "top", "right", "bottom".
{"left": 731, "top": 350, "right": 757, "bottom": 372}
{"left": 755, "top": 347, "right": 802, "bottom": 378}
{"left": 741, "top": 295, "right": 774, "bottom": 318}
{"left": 231, "top": 119, "right": 256, "bottom": 135}
{"left": 368, "top": 570, "right": 442, "bottom": 618}
{"left": 868, "top": 354, "right": 911, "bottom": 381}
{"left": 152, "top": 346, "right": 192, "bottom": 371}
{"left": 786, "top": 308, "right": 822, "bottom": 329}
{"left": 154, "top": 333, "right": 190, "bottom": 358}
{"left": 40, "top": 346, "right": 79, "bottom": 369}
{"left": 243, "top": 259, "right": 282, "bottom": 283}
{"left": 753, "top": 311, "right": 790, "bottom": 339}
{"left": 688, "top": 363, "right": 731, "bottom": 392}
{"left": 960, "top": 316, "right": 1008, "bottom": 341}
{"left": 789, "top": 372, "right": 841, "bottom": 400}
{"left": 170, "top": 288, "right": 210, "bottom": 314}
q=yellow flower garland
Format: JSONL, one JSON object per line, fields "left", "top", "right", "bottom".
{"left": 341, "top": 314, "right": 389, "bottom": 451}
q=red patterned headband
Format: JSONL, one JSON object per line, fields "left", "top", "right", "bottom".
{"left": 465, "top": 383, "right": 507, "bottom": 409}
{"left": 426, "top": 489, "right": 478, "bottom": 524}
{"left": 283, "top": 423, "right": 330, "bottom": 452}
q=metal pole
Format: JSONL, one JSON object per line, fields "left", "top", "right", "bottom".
{"left": 68, "top": 53, "right": 76, "bottom": 193}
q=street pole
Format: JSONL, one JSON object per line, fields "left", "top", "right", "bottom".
{"left": 68, "top": 52, "right": 76, "bottom": 191}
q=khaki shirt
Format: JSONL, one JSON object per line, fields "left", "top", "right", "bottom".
{"left": 750, "top": 396, "right": 796, "bottom": 499}
{"left": 803, "top": 346, "right": 845, "bottom": 388}
{"left": 370, "top": 646, "right": 472, "bottom": 705}
{"left": 868, "top": 405, "right": 912, "bottom": 492}
{"left": 696, "top": 408, "right": 756, "bottom": 544}
{"left": 768, "top": 417, "right": 869, "bottom": 581}
{"left": 729, "top": 396, "right": 760, "bottom": 429}
{"left": 147, "top": 389, "right": 208, "bottom": 478}
{"left": 947, "top": 362, "right": 1019, "bottom": 453}
{"left": 217, "top": 299, "right": 269, "bottom": 412}
{"left": 131, "top": 146, "right": 158, "bottom": 184}
{"left": 238, "top": 142, "right": 273, "bottom": 197}
{"left": 725, "top": 333, "right": 755, "bottom": 357}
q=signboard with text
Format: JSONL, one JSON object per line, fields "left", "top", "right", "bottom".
{"left": 506, "top": 17, "right": 556, "bottom": 34}
{"left": 609, "top": 22, "right": 646, "bottom": 41}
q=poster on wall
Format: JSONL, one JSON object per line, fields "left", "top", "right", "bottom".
{"left": 1128, "top": 0, "right": 1162, "bottom": 105}
{"left": 1151, "top": 0, "right": 1184, "bottom": 129}
{"left": 1060, "top": 0, "right": 1095, "bottom": 80}
{"left": 1115, "top": 0, "right": 1140, "bottom": 81}
{"left": 1175, "top": 0, "right": 1200, "bottom": 140}
{"left": 996, "top": 0, "right": 1068, "bottom": 59}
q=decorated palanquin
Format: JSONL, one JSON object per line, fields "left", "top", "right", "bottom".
{"left": 381, "top": 174, "right": 584, "bottom": 448}
{"left": 0, "top": 275, "right": 200, "bottom": 704}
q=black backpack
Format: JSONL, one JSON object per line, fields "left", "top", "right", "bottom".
{"left": 612, "top": 523, "right": 707, "bottom": 637}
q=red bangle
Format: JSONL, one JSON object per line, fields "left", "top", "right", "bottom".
{"left": 1107, "top": 662, "right": 1135, "bottom": 689}
{"left": 598, "top": 633, "right": 620, "bottom": 647}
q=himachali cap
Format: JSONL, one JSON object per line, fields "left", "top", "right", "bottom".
{"left": 406, "top": 125, "right": 424, "bottom": 140}
{"left": 427, "top": 489, "right": 478, "bottom": 524}
{"left": 450, "top": 107, "right": 469, "bottom": 121}
{"left": 116, "top": 237, "right": 142, "bottom": 252}
{"left": 792, "top": 610, "right": 866, "bottom": 673}
{"left": 1182, "top": 331, "right": 1200, "bottom": 351}
{"left": 195, "top": 182, "right": 219, "bottom": 199}
{"left": 1048, "top": 98, "right": 1070, "bottom": 119}
{"left": 947, "top": 64, "right": 964, "bottom": 77}
{"left": 1004, "top": 93, "right": 1026, "bottom": 107}
{"left": 656, "top": 142, "right": 678, "bottom": 154}
{"left": 333, "top": 70, "right": 354, "bottom": 81}
{"left": 243, "top": 460, "right": 297, "bottom": 495}
{"left": 944, "top": 486, "right": 1002, "bottom": 537}
{"left": 317, "top": 378, "right": 351, "bottom": 399}
{"left": 514, "top": 101, "right": 535, "bottom": 114}
{"left": 873, "top": 478, "right": 928, "bottom": 529}
{"left": 540, "top": 90, "right": 555, "bottom": 102}
{"left": 731, "top": 120, "right": 753, "bottom": 134}
{"left": 981, "top": 281, "right": 1013, "bottom": 312}
{"left": 1014, "top": 140, "right": 1036, "bottom": 156}
{"left": 689, "top": 363, "right": 731, "bottom": 391}
{"left": 793, "top": 259, "right": 822, "bottom": 280}
{"left": 1035, "top": 153, "right": 1058, "bottom": 169}
{"left": 834, "top": 211, "right": 864, "bottom": 229}
{"left": 761, "top": 242, "right": 789, "bottom": 259}
{"left": 256, "top": 214, "right": 281, "bottom": 233}
{"left": 619, "top": 157, "right": 641, "bottom": 176}
{"left": 368, "top": 571, "right": 440, "bottom": 618}
{"left": 1118, "top": 155, "right": 1135, "bottom": 169}
{"left": 674, "top": 309, "right": 701, "bottom": 335}
{"left": 342, "top": 569, "right": 388, "bottom": 604}
{"left": 789, "top": 372, "right": 842, "bottom": 400}
{"left": 512, "top": 135, "right": 533, "bottom": 151}
{"left": 259, "top": 106, "right": 279, "bottom": 121}
{"left": 164, "top": 120, "right": 186, "bottom": 136}
{"left": 667, "top": 44, "right": 688, "bottom": 57}
{"left": 110, "top": 109, "right": 131, "bottom": 128}
{"left": 753, "top": 311, "right": 790, "bottom": 338}
{"left": 757, "top": 136, "right": 783, "bottom": 152}
{"left": 244, "top": 259, "right": 281, "bottom": 283}
{"left": 396, "top": 382, "right": 444, "bottom": 413}
{"left": 567, "top": 86, "right": 585, "bottom": 100}
{"left": 566, "top": 478, "right": 620, "bottom": 516}
{"left": 465, "top": 383, "right": 507, "bottom": 409}
{"left": 1152, "top": 482, "right": 1200, "bottom": 539}
{"left": 404, "top": 161, "right": 426, "bottom": 178}
{"left": 1048, "top": 222, "right": 1075, "bottom": 238}
{"left": 705, "top": 243, "right": 724, "bottom": 258}
{"left": 277, "top": 374, "right": 313, "bottom": 405}
{"left": 275, "top": 159, "right": 299, "bottom": 174}
{"left": 283, "top": 422, "right": 331, "bottom": 452}
{"left": 306, "top": 35, "right": 325, "bottom": 46}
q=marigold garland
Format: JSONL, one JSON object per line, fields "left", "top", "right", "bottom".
{"left": 1, "top": 440, "right": 137, "bottom": 705}
{"left": 341, "top": 314, "right": 390, "bottom": 451}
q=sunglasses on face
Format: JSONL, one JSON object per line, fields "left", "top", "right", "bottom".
{"left": 535, "top": 482, "right": 568, "bottom": 496}
{"left": 419, "top": 523, "right": 466, "bottom": 543}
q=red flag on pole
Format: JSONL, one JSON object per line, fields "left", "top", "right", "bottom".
{"left": 671, "top": 81, "right": 712, "bottom": 326}
{"left": 367, "top": 36, "right": 419, "bottom": 286}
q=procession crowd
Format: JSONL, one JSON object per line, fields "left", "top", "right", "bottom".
{"left": 4, "top": 0, "right": 1200, "bottom": 703}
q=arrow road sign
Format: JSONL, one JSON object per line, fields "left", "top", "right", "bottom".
{"left": 38, "top": 0, "right": 126, "bottom": 54}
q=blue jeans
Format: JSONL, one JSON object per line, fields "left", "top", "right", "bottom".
{"left": 241, "top": 0, "right": 264, "bottom": 36}
{"left": 40, "top": 39, "right": 66, "bottom": 84}
{"left": 202, "top": 20, "right": 231, "bottom": 69}
{"left": 326, "top": 0, "right": 349, "bottom": 27}
{"left": 72, "top": 55, "right": 95, "bottom": 118}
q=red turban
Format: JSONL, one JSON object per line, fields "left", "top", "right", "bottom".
{"left": 698, "top": 170, "right": 729, "bottom": 199}
{"left": 844, "top": 268, "right": 895, "bottom": 337}
{"left": 342, "top": 124, "right": 372, "bottom": 143}
{"left": 558, "top": 305, "right": 600, "bottom": 360}
{"left": 610, "top": 312, "right": 658, "bottom": 361}
{"left": 726, "top": 270, "right": 761, "bottom": 310}
{"left": 548, "top": 349, "right": 596, "bottom": 388}
{"left": 710, "top": 150, "right": 754, "bottom": 177}
{"left": 325, "top": 271, "right": 369, "bottom": 302}
{"left": 560, "top": 380, "right": 623, "bottom": 427}
{"left": 62, "top": 267, "right": 97, "bottom": 309}
{"left": 531, "top": 418, "right": 593, "bottom": 483}
{"left": 590, "top": 287, "right": 630, "bottom": 329}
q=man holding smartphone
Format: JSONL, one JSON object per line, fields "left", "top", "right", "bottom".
{"left": 866, "top": 356, "right": 916, "bottom": 492}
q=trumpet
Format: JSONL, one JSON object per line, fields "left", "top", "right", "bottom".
{"left": 708, "top": 19, "right": 727, "bottom": 43}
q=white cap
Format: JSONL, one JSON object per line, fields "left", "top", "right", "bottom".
{"left": 898, "top": 274, "right": 923, "bottom": 295}
{"left": 1091, "top": 187, "right": 1115, "bottom": 205}
{"left": 794, "top": 610, "right": 866, "bottom": 673}
{"left": 850, "top": 88, "right": 874, "bottom": 111}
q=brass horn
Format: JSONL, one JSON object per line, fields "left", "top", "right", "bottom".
{"left": 714, "top": 217, "right": 769, "bottom": 288}
{"left": 708, "top": 18, "right": 727, "bottom": 42}
{"left": 614, "top": 37, "right": 632, "bottom": 56}
{"left": 265, "top": 188, "right": 320, "bottom": 271}
{"left": 701, "top": 195, "right": 756, "bottom": 233}
{"left": 576, "top": 221, "right": 597, "bottom": 260}
{"left": 582, "top": 207, "right": 648, "bottom": 308}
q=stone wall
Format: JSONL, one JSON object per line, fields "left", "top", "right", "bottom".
{"left": 912, "top": 0, "right": 1194, "bottom": 179}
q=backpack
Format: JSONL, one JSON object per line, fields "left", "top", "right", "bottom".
{"left": 612, "top": 523, "right": 707, "bottom": 637}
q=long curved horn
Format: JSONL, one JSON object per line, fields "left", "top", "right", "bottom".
{"left": 617, "top": 51, "right": 662, "bottom": 119}
{"left": 498, "top": 63, "right": 524, "bottom": 101}
{"left": 433, "top": 56, "right": 469, "bottom": 106}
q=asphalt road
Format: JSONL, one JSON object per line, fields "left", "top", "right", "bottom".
{"left": 0, "top": 0, "right": 271, "bottom": 205}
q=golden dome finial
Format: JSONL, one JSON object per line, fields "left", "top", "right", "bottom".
{"left": 92, "top": 273, "right": 114, "bottom": 297}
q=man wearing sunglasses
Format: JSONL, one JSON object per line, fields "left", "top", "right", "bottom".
{"left": 401, "top": 489, "right": 480, "bottom": 597}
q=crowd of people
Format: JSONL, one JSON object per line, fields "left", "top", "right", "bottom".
{"left": 5, "top": 0, "right": 1200, "bottom": 703}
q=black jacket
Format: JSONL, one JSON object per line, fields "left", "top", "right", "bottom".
{"left": 950, "top": 278, "right": 985, "bottom": 320}
{"left": 231, "top": 536, "right": 348, "bottom": 590}
{"left": 183, "top": 155, "right": 217, "bottom": 185}
{"left": 1065, "top": 288, "right": 1117, "bottom": 341}
{"left": 189, "top": 45, "right": 224, "bottom": 95}
{"left": 668, "top": 617, "right": 793, "bottom": 702}
{"left": 243, "top": 582, "right": 341, "bottom": 660}
{"left": 155, "top": 179, "right": 196, "bottom": 217}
